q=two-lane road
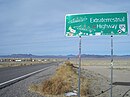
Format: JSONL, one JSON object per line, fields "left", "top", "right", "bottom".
{"left": 0, "top": 62, "right": 58, "bottom": 87}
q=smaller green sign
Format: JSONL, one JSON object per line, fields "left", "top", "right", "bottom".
{"left": 65, "top": 12, "right": 128, "bottom": 36}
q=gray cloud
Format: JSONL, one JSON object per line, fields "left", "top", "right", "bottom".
{"left": 0, "top": 0, "right": 130, "bottom": 55}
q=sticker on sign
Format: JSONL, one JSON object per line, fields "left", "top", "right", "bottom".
{"left": 65, "top": 12, "right": 128, "bottom": 36}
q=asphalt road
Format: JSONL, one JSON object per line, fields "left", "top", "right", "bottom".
{"left": 0, "top": 62, "right": 58, "bottom": 84}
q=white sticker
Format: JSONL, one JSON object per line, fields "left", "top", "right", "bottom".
{"left": 95, "top": 32, "right": 101, "bottom": 36}
{"left": 119, "top": 24, "right": 126, "bottom": 32}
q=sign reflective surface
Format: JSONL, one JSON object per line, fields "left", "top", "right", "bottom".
{"left": 65, "top": 12, "right": 128, "bottom": 36}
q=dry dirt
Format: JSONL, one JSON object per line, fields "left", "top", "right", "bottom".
{"left": 82, "top": 65, "right": 130, "bottom": 97}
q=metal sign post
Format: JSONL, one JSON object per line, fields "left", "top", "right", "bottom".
{"left": 78, "top": 36, "right": 81, "bottom": 97}
{"left": 65, "top": 12, "right": 128, "bottom": 97}
{"left": 110, "top": 35, "right": 114, "bottom": 97}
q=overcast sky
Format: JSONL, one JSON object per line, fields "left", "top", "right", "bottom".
{"left": 0, "top": 0, "right": 130, "bottom": 55}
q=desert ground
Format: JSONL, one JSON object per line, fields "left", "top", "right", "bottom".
{"left": 70, "top": 57, "right": 130, "bottom": 97}
{"left": 0, "top": 57, "right": 130, "bottom": 97}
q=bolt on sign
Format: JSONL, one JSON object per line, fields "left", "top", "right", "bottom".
{"left": 65, "top": 12, "right": 128, "bottom": 36}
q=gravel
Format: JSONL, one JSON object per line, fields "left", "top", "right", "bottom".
{"left": 0, "top": 65, "right": 58, "bottom": 97}
{"left": 82, "top": 66, "right": 130, "bottom": 97}
{"left": 1, "top": 64, "right": 129, "bottom": 97}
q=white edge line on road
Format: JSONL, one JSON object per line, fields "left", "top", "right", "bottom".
{"left": 0, "top": 66, "right": 51, "bottom": 87}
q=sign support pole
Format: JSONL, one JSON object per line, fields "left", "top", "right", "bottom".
{"left": 110, "top": 35, "right": 113, "bottom": 97}
{"left": 78, "top": 36, "right": 81, "bottom": 97}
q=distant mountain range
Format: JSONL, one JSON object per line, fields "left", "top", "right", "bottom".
{"left": 0, "top": 54, "right": 66, "bottom": 58}
{"left": 0, "top": 54, "right": 130, "bottom": 58}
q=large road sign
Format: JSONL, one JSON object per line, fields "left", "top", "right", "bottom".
{"left": 65, "top": 12, "right": 128, "bottom": 36}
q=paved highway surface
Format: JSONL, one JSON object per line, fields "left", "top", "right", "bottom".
{"left": 0, "top": 63, "right": 58, "bottom": 97}
{"left": 0, "top": 62, "right": 58, "bottom": 84}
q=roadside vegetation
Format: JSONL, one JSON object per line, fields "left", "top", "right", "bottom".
{"left": 29, "top": 61, "right": 90, "bottom": 97}
{"left": 0, "top": 58, "right": 64, "bottom": 68}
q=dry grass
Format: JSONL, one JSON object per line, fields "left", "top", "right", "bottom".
{"left": 0, "top": 60, "right": 57, "bottom": 68}
{"left": 29, "top": 61, "right": 89, "bottom": 96}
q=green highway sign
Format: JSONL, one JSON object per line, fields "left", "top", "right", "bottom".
{"left": 65, "top": 12, "right": 128, "bottom": 36}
